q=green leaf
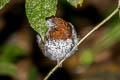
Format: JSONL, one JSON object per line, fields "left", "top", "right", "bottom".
{"left": 66, "top": 0, "right": 84, "bottom": 7}
{"left": 0, "top": 0, "right": 10, "bottom": 9}
{"left": 25, "top": 0, "right": 58, "bottom": 41}
{"left": 0, "top": 62, "right": 17, "bottom": 76}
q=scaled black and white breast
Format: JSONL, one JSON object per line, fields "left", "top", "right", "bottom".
{"left": 37, "top": 17, "right": 79, "bottom": 65}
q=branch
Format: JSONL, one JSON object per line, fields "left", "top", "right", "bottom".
{"left": 43, "top": 3, "right": 119, "bottom": 80}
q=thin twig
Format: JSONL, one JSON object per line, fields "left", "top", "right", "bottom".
{"left": 43, "top": 5, "right": 119, "bottom": 80}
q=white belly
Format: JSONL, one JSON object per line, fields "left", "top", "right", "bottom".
{"left": 44, "top": 39, "right": 74, "bottom": 61}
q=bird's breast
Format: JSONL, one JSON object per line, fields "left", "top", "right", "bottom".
{"left": 44, "top": 38, "right": 74, "bottom": 61}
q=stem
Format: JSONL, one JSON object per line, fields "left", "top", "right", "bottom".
{"left": 43, "top": 5, "right": 119, "bottom": 80}
{"left": 43, "top": 58, "right": 65, "bottom": 80}
{"left": 75, "top": 9, "right": 118, "bottom": 47}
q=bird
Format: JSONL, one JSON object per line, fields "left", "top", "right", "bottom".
{"left": 37, "top": 17, "right": 79, "bottom": 66}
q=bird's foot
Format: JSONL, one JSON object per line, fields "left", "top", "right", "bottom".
{"left": 57, "top": 60, "right": 62, "bottom": 67}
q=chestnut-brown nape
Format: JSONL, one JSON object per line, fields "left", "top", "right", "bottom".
{"left": 49, "top": 17, "right": 72, "bottom": 40}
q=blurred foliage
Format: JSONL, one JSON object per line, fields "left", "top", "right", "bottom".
{"left": 93, "top": 14, "right": 120, "bottom": 53}
{"left": 0, "top": 0, "right": 10, "bottom": 9}
{"left": 118, "top": 0, "right": 120, "bottom": 18}
{"left": 81, "top": 71, "right": 120, "bottom": 80}
{"left": 0, "top": 44, "right": 26, "bottom": 62}
{"left": 79, "top": 13, "right": 120, "bottom": 66}
{"left": 25, "top": 0, "right": 58, "bottom": 41}
{"left": 0, "top": 44, "right": 26, "bottom": 76}
{"left": 0, "top": 62, "right": 16, "bottom": 76}
{"left": 79, "top": 49, "right": 94, "bottom": 66}
{"left": 28, "top": 67, "right": 39, "bottom": 80}
{"left": 66, "top": 0, "right": 84, "bottom": 7}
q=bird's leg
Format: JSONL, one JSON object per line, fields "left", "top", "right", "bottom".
{"left": 57, "top": 60, "right": 62, "bottom": 67}
{"left": 36, "top": 34, "right": 45, "bottom": 53}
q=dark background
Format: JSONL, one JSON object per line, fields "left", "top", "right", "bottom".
{"left": 0, "top": 0, "right": 120, "bottom": 80}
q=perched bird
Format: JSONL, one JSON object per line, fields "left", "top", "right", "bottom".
{"left": 37, "top": 17, "right": 79, "bottom": 66}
